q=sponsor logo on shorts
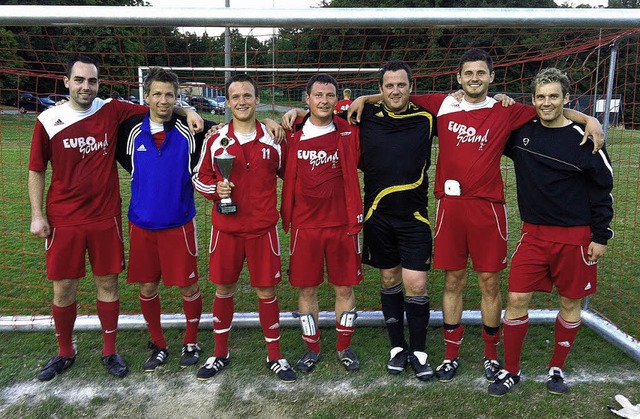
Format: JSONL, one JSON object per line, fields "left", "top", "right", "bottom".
{"left": 584, "top": 282, "right": 592, "bottom": 291}
{"left": 274, "top": 271, "right": 281, "bottom": 279}
{"left": 188, "top": 271, "right": 196, "bottom": 279}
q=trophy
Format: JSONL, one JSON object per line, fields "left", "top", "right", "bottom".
{"left": 214, "top": 136, "right": 238, "bottom": 214}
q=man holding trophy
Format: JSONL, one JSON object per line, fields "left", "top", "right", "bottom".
{"left": 281, "top": 74, "right": 364, "bottom": 373}
{"left": 192, "top": 74, "right": 296, "bottom": 383}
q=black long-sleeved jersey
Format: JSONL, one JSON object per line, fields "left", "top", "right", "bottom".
{"left": 505, "top": 120, "right": 614, "bottom": 245}
{"left": 349, "top": 101, "right": 435, "bottom": 219}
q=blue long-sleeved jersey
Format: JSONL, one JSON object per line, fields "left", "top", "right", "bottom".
{"left": 116, "top": 113, "right": 209, "bottom": 230}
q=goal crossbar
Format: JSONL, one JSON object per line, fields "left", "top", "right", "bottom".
{"left": 0, "top": 6, "right": 639, "bottom": 29}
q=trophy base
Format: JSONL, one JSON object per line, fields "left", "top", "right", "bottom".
{"left": 217, "top": 202, "right": 238, "bottom": 215}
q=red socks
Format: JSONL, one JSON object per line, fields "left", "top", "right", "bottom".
{"left": 97, "top": 299, "right": 120, "bottom": 356}
{"left": 52, "top": 302, "right": 77, "bottom": 358}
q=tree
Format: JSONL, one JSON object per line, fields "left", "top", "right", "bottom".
{"left": 609, "top": 0, "right": 640, "bottom": 7}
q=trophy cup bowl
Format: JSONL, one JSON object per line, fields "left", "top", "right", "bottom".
{"left": 214, "top": 137, "right": 238, "bottom": 214}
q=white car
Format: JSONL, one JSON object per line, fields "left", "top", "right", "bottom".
{"left": 176, "top": 99, "right": 196, "bottom": 112}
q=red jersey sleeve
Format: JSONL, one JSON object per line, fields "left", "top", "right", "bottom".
{"left": 28, "top": 120, "right": 51, "bottom": 172}
{"left": 509, "top": 103, "right": 537, "bottom": 131}
{"left": 409, "top": 93, "right": 447, "bottom": 114}
{"left": 110, "top": 100, "right": 148, "bottom": 124}
{"left": 192, "top": 135, "right": 221, "bottom": 201}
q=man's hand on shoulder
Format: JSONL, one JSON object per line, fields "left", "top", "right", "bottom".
{"left": 281, "top": 108, "right": 308, "bottom": 131}
{"left": 582, "top": 117, "right": 605, "bottom": 154}
{"left": 183, "top": 109, "right": 204, "bottom": 134}
{"left": 262, "top": 118, "right": 285, "bottom": 144}
{"left": 492, "top": 93, "right": 515, "bottom": 107}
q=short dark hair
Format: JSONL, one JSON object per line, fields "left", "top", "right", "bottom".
{"left": 66, "top": 55, "right": 99, "bottom": 78}
{"left": 144, "top": 67, "right": 179, "bottom": 94}
{"left": 378, "top": 60, "right": 412, "bottom": 87}
{"left": 459, "top": 49, "right": 494, "bottom": 74}
{"left": 306, "top": 74, "right": 338, "bottom": 95}
{"left": 531, "top": 67, "right": 571, "bottom": 97}
{"left": 225, "top": 74, "right": 259, "bottom": 99}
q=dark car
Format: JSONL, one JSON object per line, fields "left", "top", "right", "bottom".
{"left": 15, "top": 95, "right": 56, "bottom": 113}
{"left": 212, "top": 96, "right": 226, "bottom": 115}
{"left": 48, "top": 94, "right": 69, "bottom": 103}
{"left": 190, "top": 96, "right": 225, "bottom": 115}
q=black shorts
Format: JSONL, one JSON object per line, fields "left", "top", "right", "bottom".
{"left": 362, "top": 210, "right": 432, "bottom": 271}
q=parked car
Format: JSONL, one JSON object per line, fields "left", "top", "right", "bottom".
{"left": 48, "top": 94, "right": 69, "bottom": 103}
{"left": 176, "top": 99, "right": 196, "bottom": 112}
{"left": 212, "top": 96, "right": 226, "bottom": 115}
{"left": 15, "top": 95, "right": 55, "bottom": 113}
{"left": 189, "top": 96, "right": 221, "bottom": 114}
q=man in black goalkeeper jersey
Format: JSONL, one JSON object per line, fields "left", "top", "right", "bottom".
{"left": 489, "top": 67, "right": 614, "bottom": 397}
{"left": 356, "top": 61, "right": 436, "bottom": 381}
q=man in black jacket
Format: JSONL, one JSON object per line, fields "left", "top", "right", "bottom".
{"left": 489, "top": 67, "right": 614, "bottom": 397}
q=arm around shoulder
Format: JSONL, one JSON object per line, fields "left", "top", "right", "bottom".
{"left": 563, "top": 109, "right": 604, "bottom": 153}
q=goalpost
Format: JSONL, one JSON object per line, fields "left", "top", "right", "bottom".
{"left": 0, "top": 5, "right": 638, "bottom": 362}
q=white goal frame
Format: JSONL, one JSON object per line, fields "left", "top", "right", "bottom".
{"left": 0, "top": 5, "right": 638, "bottom": 363}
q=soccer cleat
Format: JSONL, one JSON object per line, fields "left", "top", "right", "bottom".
{"left": 488, "top": 369, "right": 521, "bottom": 397}
{"left": 387, "top": 347, "right": 408, "bottom": 375}
{"left": 435, "top": 358, "right": 459, "bottom": 382}
{"left": 546, "top": 367, "right": 569, "bottom": 395}
{"left": 196, "top": 356, "right": 230, "bottom": 381}
{"left": 102, "top": 353, "right": 128, "bottom": 378}
{"left": 180, "top": 343, "right": 202, "bottom": 367}
{"left": 483, "top": 357, "right": 502, "bottom": 382}
{"left": 144, "top": 341, "right": 169, "bottom": 372}
{"left": 267, "top": 358, "right": 297, "bottom": 383}
{"left": 37, "top": 355, "right": 76, "bottom": 381}
{"left": 408, "top": 351, "right": 434, "bottom": 381}
{"left": 337, "top": 347, "right": 360, "bottom": 372}
{"left": 296, "top": 349, "right": 321, "bottom": 373}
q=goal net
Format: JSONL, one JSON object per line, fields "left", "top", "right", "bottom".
{"left": 0, "top": 5, "right": 638, "bottom": 359}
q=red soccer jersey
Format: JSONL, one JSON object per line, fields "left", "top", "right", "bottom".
{"left": 29, "top": 99, "right": 147, "bottom": 226}
{"left": 411, "top": 94, "right": 536, "bottom": 202}
{"left": 334, "top": 99, "right": 353, "bottom": 113}
{"left": 292, "top": 127, "right": 347, "bottom": 229}
{"left": 192, "top": 121, "right": 282, "bottom": 237}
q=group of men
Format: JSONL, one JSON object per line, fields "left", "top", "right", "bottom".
{"left": 29, "top": 49, "right": 613, "bottom": 396}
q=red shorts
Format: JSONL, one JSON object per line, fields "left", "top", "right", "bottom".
{"left": 508, "top": 226, "right": 597, "bottom": 299}
{"left": 288, "top": 227, "right": 363, "bottom": 288}
{"left": 433, "top": 197, "right": 508, "bottom": 272}
{"left": 208, "top": 225, "right": 282, "bottom": 287}
{"left": 126, "top": 220, "right": 199, "bottom": 287}
{"left": 45, "top": 215, "right": 125, "bottom": 280}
